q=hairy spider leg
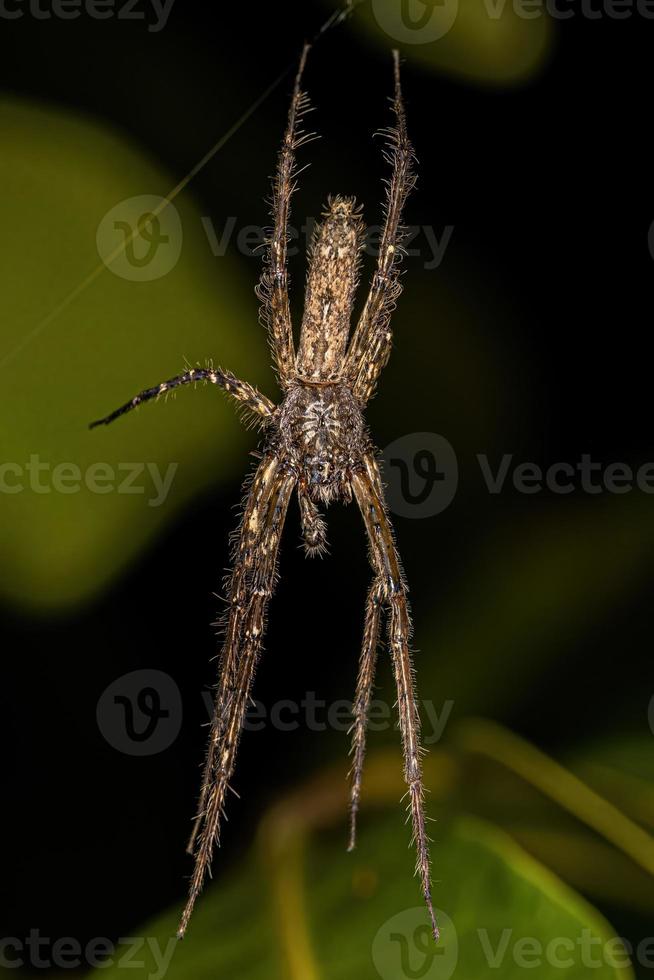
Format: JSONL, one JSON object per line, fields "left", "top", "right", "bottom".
{"left": 345, "top": 50, "right": 417, "bottom": 404}
{"left": 179, "top": 459, "right": 295, "bottom": 939}
{"left": 352, "top": 466, "right": 438, "bottom": 942}
{"left": 256, "top": 43, "right": 314, "bottom": 386}
{"left": 348, "top": 574, "right": 383, "bottom": 851}
{"left": 185, "top": 455, "right": 280, "bottom": 856}
{"left": 89, "top": 368, "right": 275, "bottom": 429}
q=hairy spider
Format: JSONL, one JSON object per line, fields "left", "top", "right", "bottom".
{"left": 91, "top": 46, "right": 437, "bottom": 941}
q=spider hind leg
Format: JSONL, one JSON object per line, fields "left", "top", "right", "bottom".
{"left": 178, "top": 457, "right": 295, "bottom": 939}
{"left": 352, "top": 462, "right": 438, "bottom": 942}
{"left": 348, "top": 577, "right": 383, "bottom": 850}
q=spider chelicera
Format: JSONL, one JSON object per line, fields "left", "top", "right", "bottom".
{"left": 91, "top": 45, "right": 437, "bottom": 942}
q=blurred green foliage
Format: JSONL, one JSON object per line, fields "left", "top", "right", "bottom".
{"left": 418, "top": 495, "right": 654, "bottom": 717}
{"left": 0, "top": 97, "right": 268, "bottom": 609}
{"left": 71, "top": 752, "right": 638, "bottom": 980}
{"left": 0, "top": 0, "right": 557, "bottom": 608}
{"left": 334, "top": 0, "right": 554, "bottom": 84}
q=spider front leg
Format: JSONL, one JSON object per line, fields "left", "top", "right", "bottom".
{"left": 256, "top": 43, "right": 314, "bottom": 385}
{"left": 89, "top": 367, "right": 275, "bottom": 428}
{"left": 345, "top": 50, "right": 417, "bottom": 404}
{"left": 352, "top": 465, "right": 438, "bottom": 942}
{"left": 178, "top": 457, "right": 295, "bottom": 939}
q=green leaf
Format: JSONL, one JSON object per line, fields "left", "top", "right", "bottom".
{"left": 0, "top": 96, "right": 270, "bottom": 610}
{"left": 78, "top": 809, "right": 631, "bottom": 980}
{"left": 448, "top": 722, "right": 654, "bottom": 919}
{"left": 569, "top": 734, "right": 654, "bottom": 803}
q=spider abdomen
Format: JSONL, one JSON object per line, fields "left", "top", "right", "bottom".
{"left": 296, "top": 196, "right": 365, "bottom": 382}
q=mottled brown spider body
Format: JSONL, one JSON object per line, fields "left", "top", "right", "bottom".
{"left": 275, "top": 381, "right": 367, "bottom": 503}
{"left": 91, "top": 46, "right": 437, "bottom": 943}
{"left": 296, "top": 196, "right": 365, "bottom": 382}
{"left": 284, "top": 194, "right": 370, "bottom": 506}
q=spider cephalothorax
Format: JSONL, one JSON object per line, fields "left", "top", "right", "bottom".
{"left": 91, "top": 46, "right": 437, "bottom": 942}
{"left": 276, "top": 381, "right": 367, "bottom": 505}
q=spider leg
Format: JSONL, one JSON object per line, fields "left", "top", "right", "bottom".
{"left": 256, "top": 44, "right": 314, "bottom": 386}
{"left": 298, "top": 487, "right": 328, "bottom": 556}
{"left": 178, "top": 457, "right": 295, "bottom": 939}
{"left": 89, "top": 368, "right": 275, "bottom": 429}
{"left": 348, "top": 451, "right": 396, "bottom": 847}
{"left": 185, "top": 455, "right": 295, "bottom": 857}
{"left": 185, "top": 455, "right": 280, "bottom": 855}
{"left": 345, "top": 51, "right": 417, "bottom": 404}
{"left": 351, "top": 466, "right": 438, "bottom": 941}
{"left": 348, "top": 575, "right": 383, "bottom": 851}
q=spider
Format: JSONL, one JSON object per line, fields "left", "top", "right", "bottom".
{"left": 91, "top": 45, "right": 437, "bottom": 942}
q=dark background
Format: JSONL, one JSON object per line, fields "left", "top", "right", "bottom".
{"left": 0, "top": 0, "right": 652, "bottom": 965}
